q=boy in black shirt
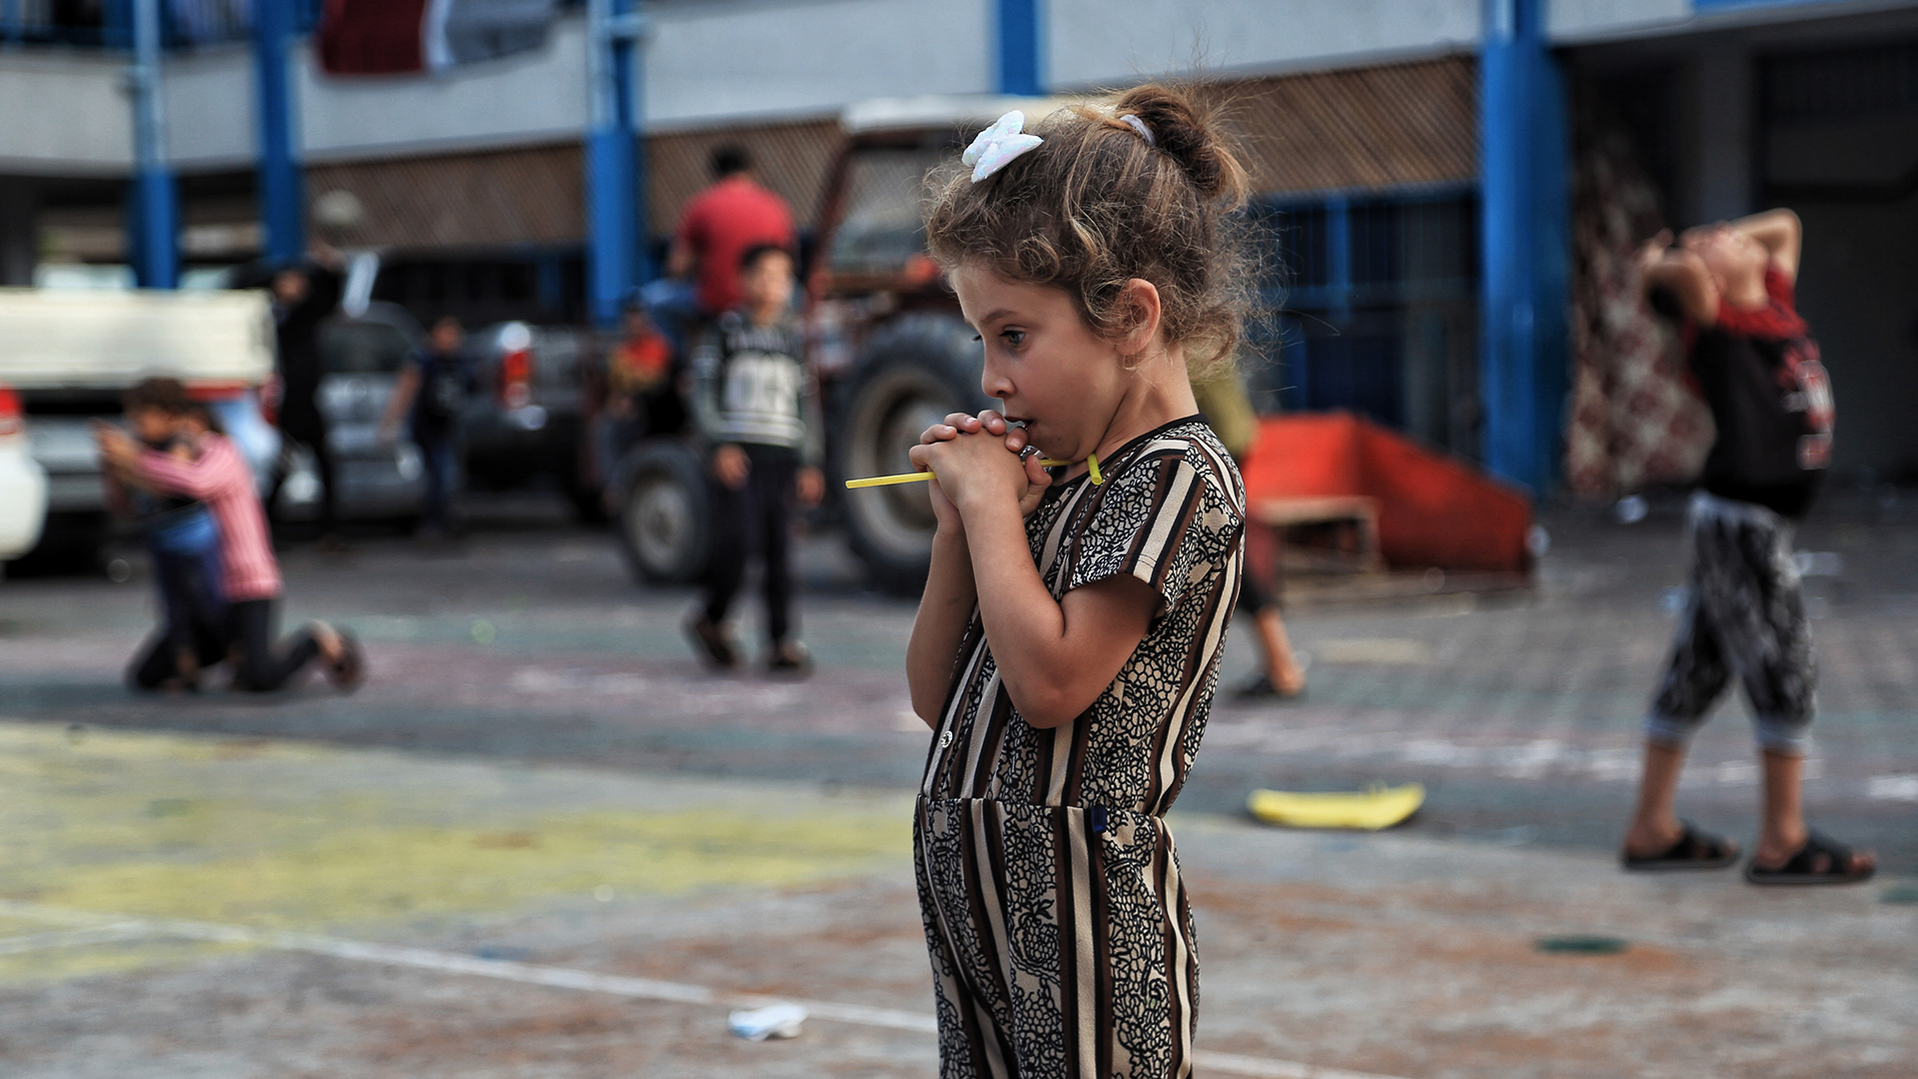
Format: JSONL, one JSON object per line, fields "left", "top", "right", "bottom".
{"left": 1623, "top": 209, "right": 1872, "bottom": 884}
{"left": 685, "top": 244, "right": 824, "bottom": 672}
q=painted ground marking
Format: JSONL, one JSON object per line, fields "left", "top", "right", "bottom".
{"left": 0, "top": 900, "right": 1413, "bottom": 1079}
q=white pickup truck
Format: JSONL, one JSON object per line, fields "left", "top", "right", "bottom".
{"left": 0, "top": 287, "right": 278, "bottom": 566}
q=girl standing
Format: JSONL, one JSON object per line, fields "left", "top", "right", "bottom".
{"left": 905, "top": 85, "right": 1250, "bottom": 1078}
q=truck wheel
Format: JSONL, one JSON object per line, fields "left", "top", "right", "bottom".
{"left": 613, "top": 441, "right": 709, "bottom": 585}
{"left": 837, "top": 317, "right": 986, "bottom": 594}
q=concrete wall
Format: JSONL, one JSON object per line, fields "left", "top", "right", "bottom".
{"left": 165, "top": 49, "right": 257, "bottom": 169}
{"left": 296, "top": 15, "right": 590, "bottom": 163}
{"left": 644, "top": 0, "right": 992, "bottom": 128}
{"left": 0, "top": 51, "right": 134, "bottom": 176}
{"left": 7, "top": 0, "right": 1918, "bottom": 177}
{"left": 0, "top": 1, "right": 997, "bottom": 175}
{"left": 1046, "top": 0, "right": 1481, "bottom": 88}
{"left": 6, "top": 0, "right": 1492, "bottom": 177}
{"left": 1549, "top": 0, "right": 1690, "bottom": 41}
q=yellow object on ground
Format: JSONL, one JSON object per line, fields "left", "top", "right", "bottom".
{"left": 1246, "top": 783, "right": 1425, "bottom": 831}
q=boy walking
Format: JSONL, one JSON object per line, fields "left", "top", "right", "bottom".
{"left": 684, "top": 244, "right": 823, "bottom": 672}
{"left": 1625, "top": 209, "right": 1872, "bottom": 884}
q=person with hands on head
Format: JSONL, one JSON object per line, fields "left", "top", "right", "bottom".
{"left": 904, "top": 85, "right": 1250, "bottom": 1078}
{"left": 685, "top": 243, "right": 824, "bottom": 673}
{"left": 1625, "top": 208, "right": 1870, "bottom": 885}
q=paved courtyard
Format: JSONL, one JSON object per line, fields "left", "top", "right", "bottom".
{"left": 1, "top": 492, "right": 1914, "bottom": 1077}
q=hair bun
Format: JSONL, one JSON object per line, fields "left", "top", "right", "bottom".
{"left": 1112, "top": 83, "right": 1246, "bottom": 205}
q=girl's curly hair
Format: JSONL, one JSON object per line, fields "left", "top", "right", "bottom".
{"left": 924, "top": 82, "right": 1254, "bottom": 378}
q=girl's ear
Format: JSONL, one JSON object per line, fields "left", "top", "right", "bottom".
{"left": 1115, "top": 279, "right": 1162, "bottom": 355}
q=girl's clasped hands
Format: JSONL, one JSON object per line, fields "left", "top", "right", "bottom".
{"left": 910, "top": 409, "right": 1055, "bottom": 525}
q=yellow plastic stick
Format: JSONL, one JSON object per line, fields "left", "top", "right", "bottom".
{"left": 843, "top": 471, "right": 941, "bottom": 489}
{"left": 845, "top": 459, "right": 1072, "bottom": 489}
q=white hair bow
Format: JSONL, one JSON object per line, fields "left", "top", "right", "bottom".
{"left": 963, "top": 110, "right": 1043, "bottom": 184}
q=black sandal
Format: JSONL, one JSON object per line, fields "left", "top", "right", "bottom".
{"left": 1621, "top": 820, "right": 1740, "bottom": 871}
{"left": 326, "top": 629, "right": 365, "bottom": 693}
{"left": 1745, "top": 830, "right": 1876, "bottom": 885}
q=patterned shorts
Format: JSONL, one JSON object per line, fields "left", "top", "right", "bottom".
{"left": 1647, "top": 491, "right": 1816, "bottom": 754}
{"left": 914, "top": 796, "right": 1198, "bottom": 1079}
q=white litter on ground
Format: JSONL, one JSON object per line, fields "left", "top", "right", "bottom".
{"left": 728, "top": 1002, "right": 807, "bottom": 1040}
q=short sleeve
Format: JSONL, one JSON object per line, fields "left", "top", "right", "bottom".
{"left": 1062, "top": 448, "right": 1244, "bottom": 617}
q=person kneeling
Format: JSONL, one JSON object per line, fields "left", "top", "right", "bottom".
{"left": 98, "top": 378, "right": 364, "bottom": 694}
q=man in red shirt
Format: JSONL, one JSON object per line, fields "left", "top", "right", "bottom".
{"left": 669, "top": 145, "right": 796, "bottom": 318}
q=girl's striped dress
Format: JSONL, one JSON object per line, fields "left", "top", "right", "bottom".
{"left": 916, "top": 416, "right": 1246, "bottom": 1079}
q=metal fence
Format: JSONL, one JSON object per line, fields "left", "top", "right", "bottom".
{"left": 1245, "top": 186, "right": 1482, "bottom": 458}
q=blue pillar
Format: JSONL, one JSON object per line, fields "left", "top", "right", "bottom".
{"left": 1478, "top": 0, "right": 1569, "bottom": 495}
{"left": 253, "top": 0, "right": 304, "bottom": 265}
{"left": 1326, "top": 195, "right": 1351, "bottom": 325}
{"left": 586, "top": 0, "right": 645, "bottom": 327}
{"left": 129, "top": 0, "right": 178, "bottom": 288}
{"left": 996, "top": 0, "right": 1041, "bottom": 96}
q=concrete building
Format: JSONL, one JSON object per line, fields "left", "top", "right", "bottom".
{"left": 3, "top": 0, "right": 1916, "bottom": 492}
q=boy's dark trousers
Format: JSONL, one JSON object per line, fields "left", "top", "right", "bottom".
{"left": 226, "top": 598, "right": 323, "bottom": 692}
{"left": 702, "top": 444, "right": 798, "bottom": 645}
{"left": 268, "top": 407, "right": 338, "bottom": 533}
{"left": 128, "top": 550, "right": 227, "bottom": 688}
{"left": 415, "top": 429, "right": 460, "bottom": 531}
{"left": 128, "top": 512, "right": 228, "bottom": 691}
{"left": 1646, "top": 492, "right": 1815, "bottom": 754}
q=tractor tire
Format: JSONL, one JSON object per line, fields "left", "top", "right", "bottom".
{"left": 834, "top": 315, "right": 987, "bottom": 594}
{"left": 613, "top": 440, "right": 710, "bottom": 586}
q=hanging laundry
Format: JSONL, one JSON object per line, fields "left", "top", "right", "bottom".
{"left": 425, "top": 0, "right": 560, "bottom": 70}
{"left": 318, "top": 0, "right": 430, "bottom": 75}
{"left": 317, "top": 0, "right": 558, "bottom": 76}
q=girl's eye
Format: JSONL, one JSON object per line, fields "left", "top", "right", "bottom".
{"left": 971, "top": 334, "right": 982, "bottom": 343}
{"left": 1001, "top": 329, "right": 1026, "bottom": 348}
